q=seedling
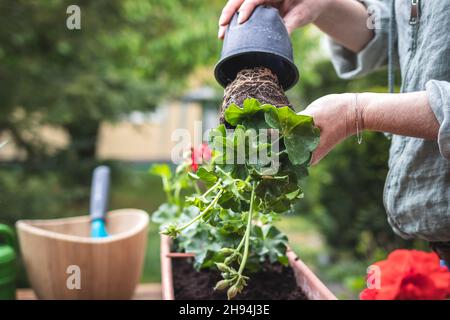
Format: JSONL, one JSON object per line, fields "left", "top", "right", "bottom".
{"left": 153, "top": 98, "right": 319, "bottom": 299}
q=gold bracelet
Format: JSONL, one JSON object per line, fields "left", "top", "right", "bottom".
{"left": 354, "top": 93, "right": 363, "bottom": 144}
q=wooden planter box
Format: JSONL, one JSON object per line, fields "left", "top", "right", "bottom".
{"left": 160, "top": 235, "right": 337, "bottom": 300}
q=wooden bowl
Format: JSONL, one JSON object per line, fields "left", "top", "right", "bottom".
{"left": 16, "top": 209, "right": 149, "bottom": 300}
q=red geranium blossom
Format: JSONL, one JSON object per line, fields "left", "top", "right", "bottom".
{"left": 190, "top": 143, "right": 212, "bottom": 172}
{"left": 360, "top": 249, "right": 450, "bottom": 300}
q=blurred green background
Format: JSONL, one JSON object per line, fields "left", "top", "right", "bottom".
{"left": 0, "top": 0, "right": 427, "bottom": 299}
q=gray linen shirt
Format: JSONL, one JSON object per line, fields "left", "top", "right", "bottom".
{"left": 328, "top": 0, "right": 450, "bottom": 241}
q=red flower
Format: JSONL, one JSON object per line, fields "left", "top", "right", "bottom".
{"left": 190, "top": 143, "right": 212, "bottom": 172}
{"left": 360, "top": 249, "right": 450, "bottom": 300}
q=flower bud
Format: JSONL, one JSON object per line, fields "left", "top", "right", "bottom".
{"left": 219, "top": 248, "right": 235, "bottom": 256}
{"left": 224, "top": 256, "right": 234, "bottom": 265}
{"left": 227, "top": 285, "right": 239, "bottom": 300}
{"left": 214, "top": 280, "right": 230, "bottom": 291}
{"left": 160, "top": 224, "right": 180, "bottom": 238}
{"left": 215, "top": 263, "right": 231, "bottom": 273}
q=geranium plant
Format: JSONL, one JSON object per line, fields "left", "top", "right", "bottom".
{"left": 361, "top": 249, "right": 450, "bottom": 300}
{"left": 152, "top": 98, "right": 319, "bottom": 299}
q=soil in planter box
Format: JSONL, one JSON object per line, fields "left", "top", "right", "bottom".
{"left": 172, "top": 258, "right": 307, "bottom": 300}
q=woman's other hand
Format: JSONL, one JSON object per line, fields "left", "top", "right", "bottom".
{"left": 301, "top": 90, "right": 439, "bottom": 165}
{"left": 300, "top": 93, "right": 358, "bottom": 165}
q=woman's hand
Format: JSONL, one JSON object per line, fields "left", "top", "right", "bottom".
{"left": 301, "top": 91, "right": 439, "bottom": 165}
{"left": 218, "top": 0, "right": 331, "bottom": 39}
{"left": 300, "top": 94, "right": 358, "bottom": 165}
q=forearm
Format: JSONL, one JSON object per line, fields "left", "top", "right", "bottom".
{"left": 359, "top": 92, "right": 439, "bottom": 140}
{"left": 314, "top": 0, "right": 374, "bottom": 53}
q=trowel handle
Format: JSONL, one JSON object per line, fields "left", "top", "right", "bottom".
{"left": 89, "top": 166, "right": 110, "bottom": 221}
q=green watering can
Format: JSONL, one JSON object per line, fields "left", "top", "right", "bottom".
{"left": 0, "top": 224, "right": 16, "bottom": 300}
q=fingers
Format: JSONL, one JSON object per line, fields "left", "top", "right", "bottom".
{"left": 218, "top": 0, "right": 313, "bottom": 38}
{"left": 218, "top": 25, "right": 227, "bottom": 39}
{"left": 298, "top": 104, "right": 317, "bottom": 117}
{"left": 283, "top": 5, "right": 309, "bottom": 34}
{"left": 218, "top": 0, "right": 285, "bottom": 39}
{"left": 237, "top": 0, "right": 267, "bottom": 24}
{"left": 284, "top": 19, "right": 297, "bottom": 35}
{"left": 298, "top": 107, "right": 323, "bottom": 165}
{"left": 219, "top": 0, "right": 244, "bottom": 27}
{"left": 278, "top": 0, "right": 291, "bottom": 16}
{"left": 218, "top": 0, "right": 245, "bottom": 39}
{"left": 310, "top": 143, "right": 328, "bottom": 166}
{"left": 310, "top": 152, "right": 319, "bottom": 166}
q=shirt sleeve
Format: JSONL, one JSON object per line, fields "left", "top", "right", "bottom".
{"left": 327, "top": 0, "right": 391, "bottom": 79}
{"left": 426, "top": 80, "right": 450, "bottom": 161}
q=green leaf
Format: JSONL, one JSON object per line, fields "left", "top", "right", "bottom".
{"left": 151, "top": 203, "right": 179, "bottom": 225}
{"left": 196, "top": 167, "right": 218, "bottom": 187}
{"left": 252, "top": 225, "right": 288, "bottom": 264}
{"left": 265, "top": 106, "right": 320, "bottom": 165}
{"left": 242, "top": 112, "right": 270, "bottom": 131}
{"left": 284, "top": 123, "right": 320, "bottom": 165}
{"left": 233, "top": 125, "right": 246, "bottom": 150}
{"left": 179, "top": 225, "right": 222, "bottom": 269}
{"left": 209, "top": 124, "right": 235, "bottom": 164}
{"left": 217, "top": 209, "right": 246, "bottom": 234}
{"left": 218, "top": 191, "right": 241, "bottom": 212}
{"left": 285, "top": 188, "right": 303, "bottom": 200}
{"left": 149, "top": 163, "right": 172, "bottom": 179}
{"left": 224, "top": 99, "right": 262, "bottom": 126}
{"left": 277, "top": 255, "right": 289, "bottom": 266}
{"left": 208, "top": 123, "right": 227, "bottom": 144}
{"left": 264, "top": 106, "right": 305, "bottom": 135}
{"left": 254, "top": 172, "right": 299, "bottom": 213}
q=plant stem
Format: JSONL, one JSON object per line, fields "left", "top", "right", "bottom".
{"left": 177, "top": 188, "right": 223, "bottom": 232}
{"left": 193, "top": 181, "right": 201, "bottom": 195}
{"left": 174, "top": 184, "right": 181, "bottom": 206}
{"left": 238, "top": 182, "right": 255, "bottom": 275}
{"left": 235, "top": 232, "right": 246, "bottom": 253}
{"left": 162, "top": 177, "right": 173, "bottom": 203}
{"left": 202, "top": 179, "right": 222, "bottom": 199}
{"left": 271, "top": 135, "right": 282, "bottom": 146}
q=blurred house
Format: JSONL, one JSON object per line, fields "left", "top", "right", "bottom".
{"left": 0, "top": 86, "right": 221, "bottom": 163}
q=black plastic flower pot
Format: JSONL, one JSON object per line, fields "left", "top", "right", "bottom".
{"left": 214, "top": 5, "right": 299, "bottom": 91}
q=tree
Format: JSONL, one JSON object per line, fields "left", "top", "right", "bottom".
{"left": 0, "top": 0, "right": 224, "bottom": 167}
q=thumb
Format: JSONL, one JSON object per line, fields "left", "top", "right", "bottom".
{"left": 298, "top": 103, "right": 318, "bottom": 117}
{"left": 298, "top": 110, "right": 310, "bottom": 116}
{"left": 310, "top": 152, "right": 319, "bottom": 166}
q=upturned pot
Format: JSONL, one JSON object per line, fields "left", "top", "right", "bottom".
{"left": 214, "top": 5, "right": 299, "bottom": 91}
{"left": 160, "top": 235, "right": 336, "bottom": 300}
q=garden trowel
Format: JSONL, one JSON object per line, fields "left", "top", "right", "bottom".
{"left": 90, "top": 165, "right": 110, "bottom": 238}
